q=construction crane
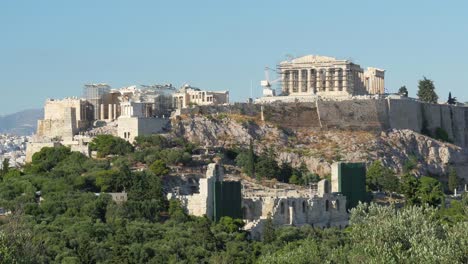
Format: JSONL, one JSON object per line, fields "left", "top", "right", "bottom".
{"left": 260, "top": 67, "right": 281, "bottom": 97}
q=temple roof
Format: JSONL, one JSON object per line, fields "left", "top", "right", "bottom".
{"left": 281, "top": 55, "right": 344, "bottom": 64}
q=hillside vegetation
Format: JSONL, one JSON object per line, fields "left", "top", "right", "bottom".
{"left": 0, "top": 134, "right": 466, "bottom": 263}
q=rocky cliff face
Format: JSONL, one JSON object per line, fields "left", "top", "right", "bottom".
{"left": 172, "top": 114, "right": 468, "bottom": 181}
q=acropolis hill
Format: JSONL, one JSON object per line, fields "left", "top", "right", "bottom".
{"left": 24, "top": 55, "right": 468, "bottom": 183}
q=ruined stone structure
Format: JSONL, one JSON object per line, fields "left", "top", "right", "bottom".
{"left": 167, "top": 163, "right": 225, "bottom": 220}
{"left": 278, "top": 55, "right": 385, "bottom": 97}
{"left": 37, "top": 98, "right": 93, "bottom": 140}
{"left": 173, "top": 84, "right": 229, "bottom": 109}
{"left": 168, "top": 162, "right": 348, "bottom": 239}
{"left": 243, "top": 179, "right": 348, "bottom": 239}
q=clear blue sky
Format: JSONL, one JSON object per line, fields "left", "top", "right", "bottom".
{"left": 1, "top": 0, "right": 467, "bottom": 115}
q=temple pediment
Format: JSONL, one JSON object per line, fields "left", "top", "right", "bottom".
{"left": 286, "top": 55, "right": 339, "bottom": 64}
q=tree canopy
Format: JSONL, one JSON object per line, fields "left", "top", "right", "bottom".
{"left": 89, "top": 135, "right": 134, "bottom": 157}
{"left": 398, "top": 85, "right": 408, "bottom": 97}
{"left": 0, "top": 134, "right": 465, "bottom": 263}
{"left": 417, "top": 77, "right": 438, "bottom": 103}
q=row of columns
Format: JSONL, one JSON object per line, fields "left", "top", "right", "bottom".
{"left": 98, "top": 103, "right": 119, "bottom": 120}
{"left": 368, "top": 77, "right": 385, "bottom": 94}
{"left": 282, "top": 68, "right": 350, "bottom": 94}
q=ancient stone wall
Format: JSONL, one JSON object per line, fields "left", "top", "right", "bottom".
{"left": 179, "top": 103, "right": 261, "bottom": 116}
{"left": 316, "top": 99, "right": 389, "bottom": 130}
{"left": 263, "top": 103, "right": 321, "bottom": 128}
{"left": 169, "top": 163, "right": 224, "bottom": 219}
{"left": 387, "top": 98, "right": 421, "bottom": 132}
{"left": 176, "top": 99, "right": 468, "bottom": 146}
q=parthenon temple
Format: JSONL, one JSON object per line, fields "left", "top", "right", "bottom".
{"left": 279, "top": 55, "right": 385, "bottom": 97}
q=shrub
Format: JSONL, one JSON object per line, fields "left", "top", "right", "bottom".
{"left": 435, "top": 127, "right": 452, "bottom": 143}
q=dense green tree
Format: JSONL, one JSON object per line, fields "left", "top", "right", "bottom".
{"left": 348, "top": 203, "right": 467, "bottom": 263}
{"left": 448, "top": 92, "right": 458, "bottom": 105}
{"left": 26, "top": 146, "right": 71, "bottom": 173}
{"left": 366, "top": 160, "right": 400, "bottom": 193}
{"left": 2, "top": 169, "right": 21, "bottom": 181}
{"left": 403, "top": 155, "right": 418, "bottom": 173}
{"left": 279, "top": 162, "right": 293, "bottom": 183}
{"left": 235, "top": 141, "right": 256, "bottom": 178}
{"left": 134, "top": 134, "right": 169, "bottom": 149}
{"left": 0, "top": 158, "right": 10, "bottom": 180}
{"left": 417, "top": 77, "right": 438, "bottom": 103}
{"left": 247, "top": 139, "right": 256, "bottom": 178}
{"left": 89, "top": 135, "right": 134, "bottom": 157}
{"left": 288, "top": 174, "right": 301, "bottom": 185}
{"left": 418, "top": 176, "right": 444, "bottom": 207}
{"left": 168, "top": 199, "right": 188, "bottom": 223}
{"left": 94, "top": 169, "right": 122, "bottom": 192}
{"left": 149, "top": 160, "right": 170, "bottom": 176}
{"left": 255, "top": 149, "right": 280, "bottom": 180}
{"left": 438, "top": 193, "right": 468, "bottom": 224}
{"left": 448, "top": 167, "right": 459, "bottom": 194}
{"left": 262, "top": 213, "right": 276, "bottom": 243}
{"left": 401, "top": 173, "right": 421, "bottom": 205}
{"left": 398, "top": 85, "right": 408, "bottom": 97}
{"left": 160, "top": 149, "right": 192, "bottom": 165}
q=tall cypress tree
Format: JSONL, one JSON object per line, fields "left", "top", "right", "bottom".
{"left": 448, "top": 167, "right": 459, "bottom": 194}
{"left": 447, "top": 92, "right": 457, "bottom": 105}
{"left": 0, "top": 158, "right": 9, "bottom": 180}
{"left": 262, "top": 212, "right": 276, "bottom": 243}
{"left": 247, "top": 139, "right": 256, "bottom": 179}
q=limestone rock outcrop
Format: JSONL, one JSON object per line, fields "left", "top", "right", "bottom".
{"left": 172, "top": 115, "right": 468, "bottom": 181}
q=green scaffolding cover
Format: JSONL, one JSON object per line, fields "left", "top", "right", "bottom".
{"left": 335, "top": 163, "right": 368, "bottom": 210}
{"left": 212, "top": 181, "right": 242, "bottom": 222}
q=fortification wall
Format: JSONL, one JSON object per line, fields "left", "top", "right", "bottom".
{"left": 451, "top": 107, "right": 465, "bottom": 146}
{"left": 177, "top": 99, "right": 468, "bottom": 146}
{"left": 179, "top": 103, "right": 260, "bottom": 116}
{"left": 388, "top": 99, "right": 422, "bottom": 132}
{"left": 37, "top": 107, "right": 77, "bottom": 140}
{"left": 316, "top": 99, "right": 389, "bottom": 130}
{"left": 263, "top": 103, "right": 321, "bottom": 128}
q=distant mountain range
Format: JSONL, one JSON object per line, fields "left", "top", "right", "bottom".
{"left": 0, "top": 109, "right": 43, "bottom": 136}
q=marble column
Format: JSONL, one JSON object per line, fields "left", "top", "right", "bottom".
{"left": 108, "top": 104, "right": 113, "bottom": 120}
{"left": 292, "top": 70, "right": 297, "bottom": 93}
{"left": 342, "top": 68, "right": 348, "bottom": 92}
{"left": 298, "top": 69, "right": 302, "bottom": 94}
{"left": 281, "top": 71, "right": 289, "bottom": 93}
{"left": 325, "top": 69, "right": 331, "bottom": 92}
{"left": 306, "top": 69, "right": 311, "bottom": 93}
{"left": 334, "top": 69, "right": 340, "bottom": 91}
{"left": 316, "top": 70, "right": 322, "bottom": 91}
{"left": 309, "top": 69, "right": 315, "bottom": 94}
{"left": 113, "top": 104, "right": 117, "bottom": 119}
{"left": 100, "top": 104, "right": 105, "bottom": 120}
